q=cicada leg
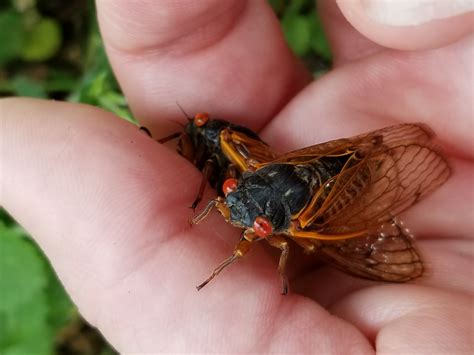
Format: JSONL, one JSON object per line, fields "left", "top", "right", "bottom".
{"left": 191, "top": 159, "right": 215, "bottom": 210}
{"left": 266, "top": 235, "right": 290, "bottom": 295}
{"left": 140, "top": 126, "right": 181, "bottom": 143}
{"left": 220, "top": 129, "right": 260, "bottom": 172}
{"left": 291, "top": 237, "right": 320, "bottom": 254}
{"left": 157, "top": 132, "right": 181, "bottom": 143}
{"left": 196, "top": 238, "right": 252, "bottom": 291}
{"left": 225, "top": 163, "right": 239, "bottom": 179}
{"left": 139, "top": 126, "right": 153, "bottom": 137}
{"left": 191, "top": 197, "right": 229, "bottom": 225}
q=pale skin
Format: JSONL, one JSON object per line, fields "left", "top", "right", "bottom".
{"left": 1, "top": 0, "right": 473, "bottom": 353}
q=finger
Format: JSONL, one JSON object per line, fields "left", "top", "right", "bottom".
{"left": 318, "top": 0, "right": 384, "bottom": 66}
{"left": 0, "top": 97, "right": 198, "bottom": 292}
{"left": 336, "top": 0, "right": 474, "bottom": 50}
{"left": 96, "top": 0, "right": 311, "bottom": 133}
{"left": 0, "top": 98, "right": 372, "bottom": 353}
{"left": 330, "top": 285, "right": 473, "bottom": 354}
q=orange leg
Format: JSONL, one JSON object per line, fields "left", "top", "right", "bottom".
{"left": 266, "top": 235, "right": 290, "bottom": 295}
{"left": 196, "top": 238, "right": 252, "bottom": 291}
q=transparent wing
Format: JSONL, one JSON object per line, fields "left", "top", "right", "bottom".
{"left": 260, "top": 123, "right": 434, "bottom": 165}
{"left": 298, "top": 124, "right": 451, "bottom": 234}
{"left": 315, "top": 220, "right": 423, "bottom": 282}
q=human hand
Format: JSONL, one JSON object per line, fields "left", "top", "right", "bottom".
{"left": 1, "top": 1, "right": 472, "bottom": 353}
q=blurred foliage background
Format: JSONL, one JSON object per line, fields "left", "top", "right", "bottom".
{"left": 0, "top": 0, "right": 331, "bottom": 353}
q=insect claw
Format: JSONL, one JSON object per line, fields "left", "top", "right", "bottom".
{"left": 281, "top": 279, "right": 289, "bottom": 295}
{"left": 139, "top": 126, "right": 152, "bottom": 137}
{"left": 196, "top": 254, "right": 239, "bottom": 291}
{"left": 196, "top": 282, "right": 207, "bottom": 291}
{"left": 196, "top": 277, "right": 213, "bottom": 291}
{"left": 196, "top": 276, "right": 212, "bottom": 291}
{"left": 190, "top": 198, "right": 201, "bottom": 211}
{"left": 191, "top": 199, "right": 217, "bottom": 224}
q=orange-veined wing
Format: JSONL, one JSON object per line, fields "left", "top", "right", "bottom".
{"left": 258, "top": 123, "right": 433, "bottom": 166}
{"left": 296, "top": 124, "right": 450, "bottom": 235}
{"left": 314, "top": 220, "right": 423, "bottom": 282}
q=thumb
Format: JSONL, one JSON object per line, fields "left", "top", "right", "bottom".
{"left": 336, "top": 0, "right": 473, "bottom": 50}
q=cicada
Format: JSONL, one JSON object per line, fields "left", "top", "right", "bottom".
{"left": 192, "top": 123, "right": 451, "bottom": 294}
{"left": 145, "top": 112, "right": 276, "bottom": 209}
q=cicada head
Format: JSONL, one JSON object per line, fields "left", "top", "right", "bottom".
{"left": 179, "top": 113, "right": 232, "bottom": 167}
{"left": 220, "top": 173, "right": 292, "bottom": 238}
{"left": 177, "top": 112, "right": 210, "bottom": 163}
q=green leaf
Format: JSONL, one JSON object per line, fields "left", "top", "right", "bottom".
{"left": 0, "top": 222, "right": 54, "bottom": 354}
{"left": 88, "top": 71, "right": 109, "bottom": 97}
{"left": 11, "top": 75, "right": 47, "bottom": 98}
{"left": 285, "top": 0, "right": 309, "bottom": 14}
{"left": 45, "top": 70, "right": 79, "bottom": 92}
{"left": 98, "top": 92, "right": 135, "bottom": 123}
{"left": 0, "top": 223, "right": 48, "bottom": 313}
{"left": 0, "top": 209, "right": 16, "bottom": 227}
{"left": 310, "top": 14, "right": 332, "bottom": 60}
{"left": 281, "top": 13, "right": 312, "bottom": 57}
{"left": 0, "top": 293, "right": 53, "bottom": 355}
{"left": 21, "top": 17, "right": 62, "bottom": 62}
{"left": 267, "top": 0, "right": 282, "bottom": 14}
{"left": 0, "top": 9, "right": 24, "bottom": 64}
{"left": 45, "top": 265, "right": 74, "bottom": 332}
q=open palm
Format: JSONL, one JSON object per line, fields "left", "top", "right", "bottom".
{"left": 1, "top": 1, "right": 472, "bottom": 353}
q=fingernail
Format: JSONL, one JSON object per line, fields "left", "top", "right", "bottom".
{"left": 362, "top": 0, "right": 474, "bottom": 26}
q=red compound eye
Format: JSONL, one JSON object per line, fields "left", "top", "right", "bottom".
{"left": 222, "top": 178, "right": 238, "bottom": 196}
{"left": 253, "top": 216, "right": 273, "bottom": 238}
{"left": 194, "top": 112, "right": 209, "bottom": 127}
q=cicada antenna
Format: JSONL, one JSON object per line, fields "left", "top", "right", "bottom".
{"left": 176, "top": 101, "right": 193, "bottom": 121}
